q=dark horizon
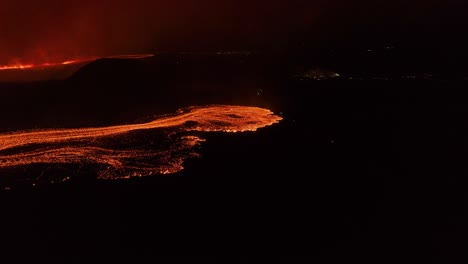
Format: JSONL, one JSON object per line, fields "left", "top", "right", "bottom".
{"left": 1, "top": 0, "right": 467, "bottom": 64}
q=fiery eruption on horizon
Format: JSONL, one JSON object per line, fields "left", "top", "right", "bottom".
{"left": 0, "top": 54, "right": 154, "bottom": 71}
{"left": 0, "top": 59, "right": 86, "bottom": 70}
{"left": 0, "top": 53, "right": 155, "bottom": 82}
{"left": 0, "top": 105, "right": 282, "bottom": 187}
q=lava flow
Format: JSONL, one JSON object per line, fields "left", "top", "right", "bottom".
{"left": 0, "top": 57, "right": 98, "bottom": 71}
{"left": 0, "top": 53, "right": 155, "bottom": 82}
{"left": 0, "top": 105, "right": 282, "bottom": 185}
{"left": 0, "top": 54, "right": 154, "bottom": 71}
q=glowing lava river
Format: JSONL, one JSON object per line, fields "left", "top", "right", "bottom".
{"left": 0, "top": 105, "right": 282, "bottom": 187}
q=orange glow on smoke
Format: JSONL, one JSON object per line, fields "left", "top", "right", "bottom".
{"left": 0, "top": 105, "right": 282, "bottom": 182}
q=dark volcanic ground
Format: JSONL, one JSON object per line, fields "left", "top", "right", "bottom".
{"left": 1, "top": 50, "right": 467, "bottom": 262}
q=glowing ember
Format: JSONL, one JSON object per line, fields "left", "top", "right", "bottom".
{"left": 0, "top": 105, "right": 282, "bottom": 185}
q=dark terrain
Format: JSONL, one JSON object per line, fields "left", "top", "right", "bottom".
{"left": 1, "top": 48, "right": 467, "bottom": 262}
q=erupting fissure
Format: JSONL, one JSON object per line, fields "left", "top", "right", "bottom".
{"left": 0, "top": 54, "right": 154, "bottom": 71}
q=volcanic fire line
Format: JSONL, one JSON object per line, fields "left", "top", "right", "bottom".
{"left": 0, "top": 54, "right": 154, "bottom": 71}
{"left": 0, "top": 105, "right": 282, "bottom": 182}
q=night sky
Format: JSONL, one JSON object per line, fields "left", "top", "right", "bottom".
{"left": 0, "top": 0, "right": 466, "bottom": 64}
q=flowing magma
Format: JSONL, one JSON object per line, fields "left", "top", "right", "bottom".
{"left": 0, "top": 54, "right": 154, "bottom": 71}
{"left": 0, "top": 105, "right": 282, "bottom": 186}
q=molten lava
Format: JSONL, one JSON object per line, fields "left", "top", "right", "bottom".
{"left": 0, "top": 57, "right": 97, "bottom": 71}
{"left": 0, "top": 53, "right": 155, "bottom": 82}
{"left": 0, "top": 105, "right": 282, "bottom": 185}
{"left": 0, "top": 54, "right": 154, "bottom": 71}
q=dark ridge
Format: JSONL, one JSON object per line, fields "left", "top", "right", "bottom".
{"left": 67, "top": 58, "right": 149, "bottom": 84}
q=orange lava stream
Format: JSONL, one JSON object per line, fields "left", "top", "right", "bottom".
{"left": 0, "top": 58, "right": 97, "bottom": 70}
{"left": 0, "top": 105, "right": 282, "bottom": 181}
{"left": 0, "top": 105, "right": 280, "bottom": 151}
{"left": 0, "top": 54, "right": 154, "bottom": 71}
